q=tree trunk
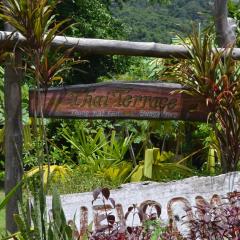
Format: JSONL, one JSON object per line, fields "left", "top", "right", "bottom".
{"left": 4, "top": 23, "right": 23, "bottom": 233}
{"left": 214, "top": 0, "right": 236, "bottom": 47}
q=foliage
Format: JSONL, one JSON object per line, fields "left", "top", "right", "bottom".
{"left": 186, "top": 192, "right": 240, "bottom": 239}
{"left": 87, "top": 187, "right": 188, "bottom": 239}
{"left": 54, "top": 0, "right": 129, "bottom": 84}
{"left": 49, "top": 165, "right": 120, "bottom": 194}
{"left": 0, "top": 0, "right": 77, "bottom": 87}
{"left": 46, "top": 118, "right": 202, "bottom": 192}
{"left": 0, "top": 174, "right": 75, "bottom": 239}
{"left": 22, "top": 122, "right": 75, "bottom": 168}
{"left": 26, "top": 165, "right": 72, "bottom": 187}
{"left": 56, "top": 0, "right": 127, "bottom": 39}
{"left": 61, "top": 121, "right": 133, "bottom": 171}
{"left": 9, "top": 187, "right": 74, "bottom": 240}
{"left": 0, "top": 190, "right": 5, "bottom": 234}
{"left": 166, "top": 28, "right": 240, "bottom": 173}
{"left": 0, "top": 0, "right": 80, "bottom": 233}
{"left": 112, "top": 0, "right": 211, "bottom": 43}
{"left": 101, "top": 57, "right": 159, "bottom": 81}
{"left": 88, "top": 187, "right": 180, "bottom": 240}
{"left": 114, "top": 119, "right": 187, "bottom": 160}
{"left": 193, "top": 123, "right": 222, "bottom": 175}
{"left": 96, "top": 161, "right": 132, "bottom": 185}
{"left": 129, "top": 148, "right": 193, "bottom": 182}
{"left": 47, "top": 117, "right": 209, "bottom": 187}
{"left": 53, "top": 0, "right": 177, "bottom": 84}
{"left": 84, "top": 188, "right": 240, "bottom": 239}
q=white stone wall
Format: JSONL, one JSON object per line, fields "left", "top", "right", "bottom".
{"left": 46, "top": 172, "right": 240, "bottom": 234}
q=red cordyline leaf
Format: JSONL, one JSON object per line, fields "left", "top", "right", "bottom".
{"left": 213, "top": 84, "right": 219, "bottom": 92}
{"left": 93, "top": 188, "right": 101, "bottom": 201}
{"left": 116, "top": 233, "right": 126, "bottom": 240}
{"left": 107, "top": 215, "right": 115, "bottom": 225}
{"left": 126, "top": 227, "right": 132, "bottom": 234}
{"left": 128, "top": 207, "right": 133, "bottom": 212}
{"left": 102, "top": 188, "right": 110, "bottom": 200}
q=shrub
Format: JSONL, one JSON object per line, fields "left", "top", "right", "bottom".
{"left": 87, "top": 188, "right": 240, "bottom": 240}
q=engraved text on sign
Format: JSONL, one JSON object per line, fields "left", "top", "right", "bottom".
{"left": 29, "top": 82, "right": 208, "bottom": 121}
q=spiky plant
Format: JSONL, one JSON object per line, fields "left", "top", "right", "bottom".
{"left": 169, "top": 29, "right": 240, "bottom": 173}
{"left": 0, "top": 0, "right": 79, "bottom": 164}
{"left": 0, "top": 0, "right": 76, "bottom": 87}
{"left": 0, "top": 0, "right": 80, "bottom": 236}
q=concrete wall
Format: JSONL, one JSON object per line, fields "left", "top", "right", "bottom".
{"left": 46, "top": 172, "right": 240, "bottom": 236}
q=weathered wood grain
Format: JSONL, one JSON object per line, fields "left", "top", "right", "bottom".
{"left": 4, "top": 23, "right": 23, "bottom": 234}
{"left": 214, "top": 0, "right": 236, "bottom": 47}
{"left": 29, "top": 82, "right": 209, "bottom": 121}
{"left": 2, "top": 31, "right": 240, "bottom": 59}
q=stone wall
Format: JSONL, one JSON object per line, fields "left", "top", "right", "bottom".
{"left": 46, "top": 172, "right": 240, "bottom": 237}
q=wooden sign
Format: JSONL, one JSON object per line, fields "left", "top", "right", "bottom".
{"left": 29, "top": 82, "right": 209, "bottom": 121}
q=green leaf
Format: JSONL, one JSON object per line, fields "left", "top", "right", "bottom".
{"left": 0, "top": 178, "right": 24, "bottom": 210}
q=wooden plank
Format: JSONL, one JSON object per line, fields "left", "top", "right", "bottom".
{"left": 29, "top": 82, "right": 209, "bottom": 121}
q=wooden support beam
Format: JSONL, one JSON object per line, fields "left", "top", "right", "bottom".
{"left": 29, "top": 82, "right": 209, "bottom": 122}
{"left": 4, "top": 26, "right": 23, "bottom": 233}
{"left": 1, "top": 31, "right": 240, "bottom": 59}
{"left": 214, "top": 0, "right": 236, "bottom": 47}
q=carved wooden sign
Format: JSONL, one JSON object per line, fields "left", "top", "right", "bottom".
{"left": 29, "top": 82, "right": 209, "bottom": 121}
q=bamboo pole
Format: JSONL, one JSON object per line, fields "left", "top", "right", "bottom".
{"left": 1, "top": 31, "right": 240, "bottom": 59}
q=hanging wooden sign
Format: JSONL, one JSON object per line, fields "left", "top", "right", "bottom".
{"left": 29, "top": 82, "right": 209, "bottom": 121}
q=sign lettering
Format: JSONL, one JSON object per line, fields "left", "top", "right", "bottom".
{"left": 29, "top": 82, "right": 209, "bottom": 121}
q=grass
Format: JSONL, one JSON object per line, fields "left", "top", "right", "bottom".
{"left": 49, "top": 166, "right": 120, "bottom": 195}
{"left": 0, "top": 189, "right": 5, "bottom": 234}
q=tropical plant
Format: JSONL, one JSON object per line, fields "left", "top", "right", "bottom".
{"left": 0, "top": 0, "right": 80, "bottom": 232}
{"left": 89, "top": 187, "right": 183, "bottom": 240}
{"left": 3, "top": 187, "right": 75, "bottom": 240}
{"left": 61, "top": 121, "right": 133, "bottom": 171}
{"left": 0, "top": 0, "right": 77, "bottom": 88}
{"left": 96, "top": 161, "right": 132, "bottom": 184}
{"left": 0, "top": 169, "right": 76, "bottom": 239}
{"left": 49, "top": 165, "right": 119, "bottom": 194}
{"left": 194, "top": 124, "right": 222, "bottom": 175}
{"left": 165, "top": 28, "right": 240, "bottom": 173}
{"left": 0, "top": 0, "right": 78, "bottom": 171}
{"left": 129, "top": 148, "right": 194, "bottom": 182}
{"left": 26, "top": 165, "right": 72, "bottom": 187}
{"left": 185, "top": 191, "right": 240, "bottom": 239}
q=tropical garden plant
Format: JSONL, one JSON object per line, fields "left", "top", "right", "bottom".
{"left": 129, "top": 148, "right": 194, "bottom": 182}
{"left": 165, "top": 28, "right": 240, "bottom": 173}
{"left": 0, "top": 0, "right": 80, "bottom": 233}
{"left": 0, "top": 0, "right": 239, "bottom": 237}
{"left": 0, "top": 0, "right": 78, "bottom": 165}
{"left": 84, "top": 188, "right": 240, "bottom": 240}
{"left": 0, "top": 182, "right": 75, "bottom": 240}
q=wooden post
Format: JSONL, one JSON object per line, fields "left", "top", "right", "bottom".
{"left": 4, "top": 23, "right": 23, "bottom": 233}
{"left": 214, "top": 0, "right": 236, "bottom": 47}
